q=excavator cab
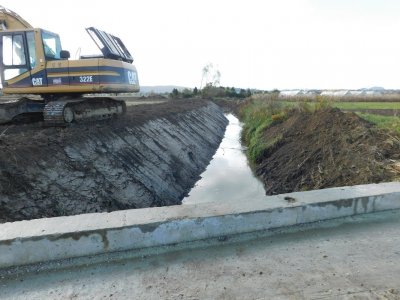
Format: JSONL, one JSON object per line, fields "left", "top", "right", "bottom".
{"left": 0, "top": 5, "right": 140, "bottom": 124}
{"left": 0, "top": 29, "right": 64, "bottom": 89}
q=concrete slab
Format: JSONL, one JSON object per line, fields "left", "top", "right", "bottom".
{"left": 0, "top": 182, "right": 399, "bottom": 269}
{"left": 2, "top": 210, "right": 400, "bottom": 299}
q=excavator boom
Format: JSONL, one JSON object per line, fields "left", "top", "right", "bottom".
{"left": 0, "top": 6, "right": 32, "bottom": 30}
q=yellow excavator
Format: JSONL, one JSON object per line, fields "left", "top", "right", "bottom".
{"left": 0, "top": 6, "right": 139, "bottom": 124}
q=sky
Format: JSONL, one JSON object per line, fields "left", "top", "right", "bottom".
{"left": 3, "top": 0, "right": 400, "bottom": 90}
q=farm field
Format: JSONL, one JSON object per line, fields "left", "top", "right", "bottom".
{"left": 278, "top": 96, "right": 400, "bottom": 133}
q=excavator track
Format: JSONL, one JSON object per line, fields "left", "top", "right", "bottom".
{"left": 43, "top": 97, "right": 126, "bottom": 125}
{"left": 0, "top": 97, "right": 44, "bottom": 124}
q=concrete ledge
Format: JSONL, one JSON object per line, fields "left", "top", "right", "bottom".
{"left": 1, "top": 182, "right": 400, "bottom": 269}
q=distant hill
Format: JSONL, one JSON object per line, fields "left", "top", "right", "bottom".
{"left": 139, "top": 85, "right": 187, "bottom": 95}
{"left": 370, "top": 86, "right": 385, "bottom": 91}
{"left": 360, "top": 87, "right": 385, "bottom": 91}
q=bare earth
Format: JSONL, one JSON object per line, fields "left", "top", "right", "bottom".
{"left": 0, "top": 98, "right": 228, "bottom": 222}
{"left": 256, "top": 108, "right": 400, "bottom": 195}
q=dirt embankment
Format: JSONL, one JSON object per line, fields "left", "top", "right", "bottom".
{"left": 255, "top": 108, "right": 400, "bottom": 195}
{"left": 209, "top": 98, "right": 242, "bottom": 114}
{"left": 0, "top": 99, "right": 228, "bottom": 223}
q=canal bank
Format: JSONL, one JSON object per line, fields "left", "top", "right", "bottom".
{"left": 0, "top": 100, "right": 228, "bottom": 223}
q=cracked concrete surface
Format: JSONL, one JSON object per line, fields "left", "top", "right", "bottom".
{"left": 1, "top": 210, "right": 399, "bottom": 299}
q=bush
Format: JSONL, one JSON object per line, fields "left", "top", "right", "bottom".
{"left": 315, "top": 95, "right": 333, "bottom": 110}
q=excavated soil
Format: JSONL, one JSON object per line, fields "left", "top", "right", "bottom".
{"left": 0, "top": 99, "right": 228, "bottom": 223}
{"left": 256, "top": 108, "right": 400, "bottom": 195}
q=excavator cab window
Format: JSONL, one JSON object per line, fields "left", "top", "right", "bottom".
{"left": 26, "top": 31, "right": 36, "bottom": 68}
{"left": 41, "top": 30, "right": 62, "bottom": 60}
{"left": 1, "top": 34, "right": 28, "bottom": 80}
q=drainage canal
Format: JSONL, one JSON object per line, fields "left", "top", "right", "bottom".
{"left": 183, "top": 114, "right": 269, "bottom": 205}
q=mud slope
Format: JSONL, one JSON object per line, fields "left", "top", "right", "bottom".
{"left": 0, "top": 100, "right": 228, "bottom": 222}
{"left": 256, "top": 108, "right": 400, "bottom": 195}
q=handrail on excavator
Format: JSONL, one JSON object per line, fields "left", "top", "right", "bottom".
{"left": 0, "top": 5, "right": 33, "bottom": 30}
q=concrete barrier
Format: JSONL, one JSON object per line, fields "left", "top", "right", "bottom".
{"left": 1, "top": 182, "right": 400, "bottom": 269}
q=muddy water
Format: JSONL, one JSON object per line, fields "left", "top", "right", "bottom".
{"left": 183, "top": 114, "right": 267, "bottom": 205}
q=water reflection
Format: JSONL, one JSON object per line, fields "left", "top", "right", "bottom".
{"left": 183, "top": 114, "right": 268, "bottom": 205}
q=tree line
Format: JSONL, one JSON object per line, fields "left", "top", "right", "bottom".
{"left": 170, "top": 85, "right": 252, "bottom": 99}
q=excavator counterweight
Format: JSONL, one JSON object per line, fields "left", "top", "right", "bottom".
{"left": 0, "top": 6, "right": 139, "bottom": 124}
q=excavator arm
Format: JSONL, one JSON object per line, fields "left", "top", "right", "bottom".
{"left": 0, "top": 6, "right": 32, "bottom": 30}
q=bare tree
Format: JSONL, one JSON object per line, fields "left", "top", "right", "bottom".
{"left": 200, "top": 63, "right": 221, "bottom": 88}
{"left": 200, "top": 63, "right": 212, "bottom": 89}
{"left": 212, "top": 70, "right": 221, "bottom": 86}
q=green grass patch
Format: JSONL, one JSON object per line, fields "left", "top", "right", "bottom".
{"left": 247, "top": 134, "right": 283, "bottom": 164}
{"left": 239, "top": 95, "right": 287, "bottom": 163}
{"left": 357, "top": 113, "right": 400, "bottom": 134}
